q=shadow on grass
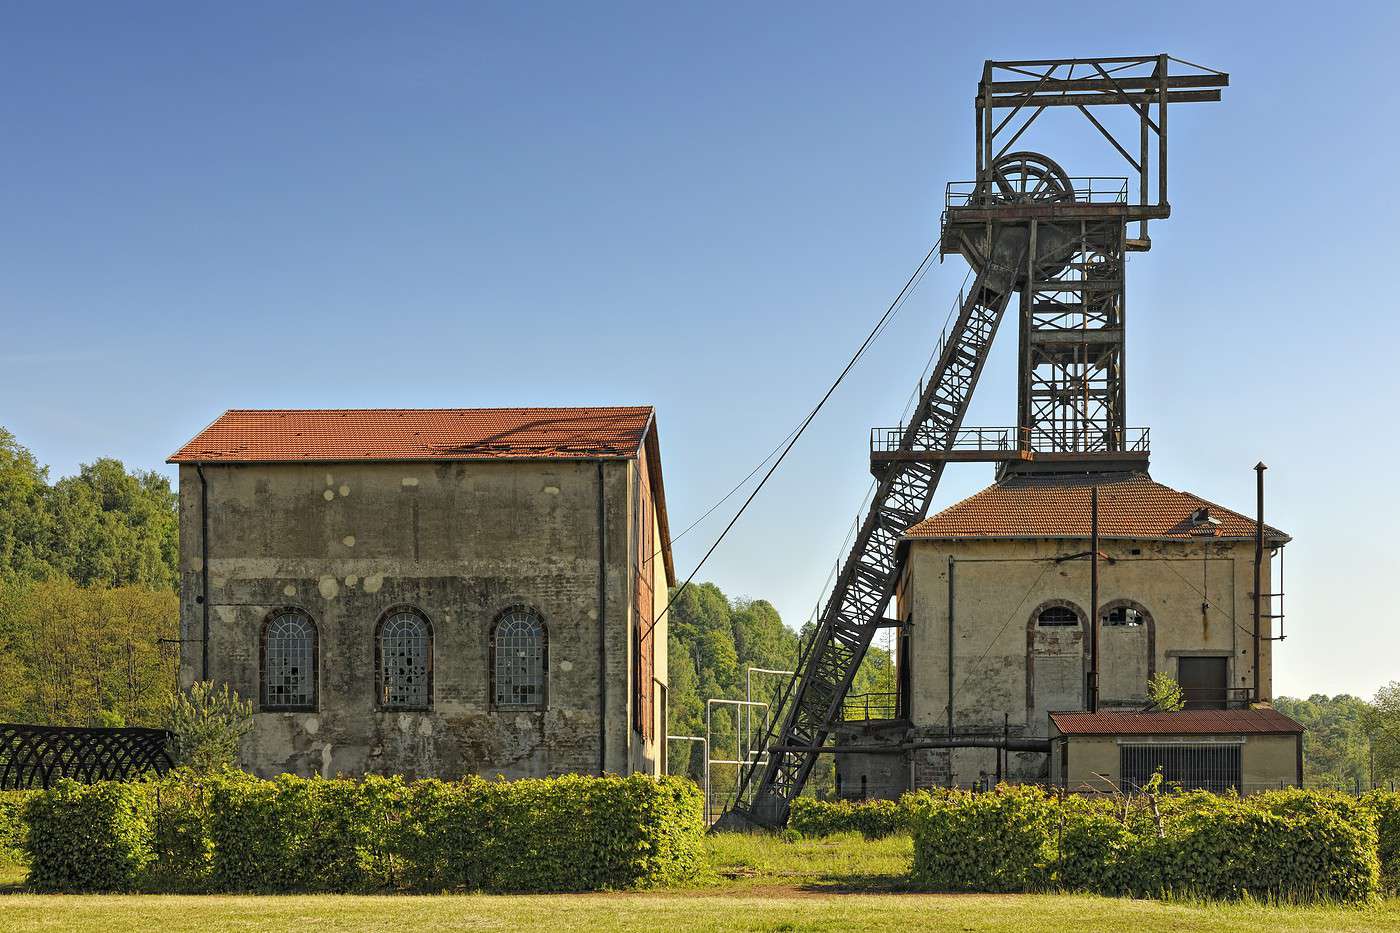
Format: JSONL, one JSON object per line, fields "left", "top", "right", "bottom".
{"left": 794, "top": 872, "right": 915, "bottom": 894}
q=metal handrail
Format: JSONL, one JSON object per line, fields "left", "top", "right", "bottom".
{"left": 945, "top": 176, "right": 1129, "bottom": 208}
{"left": 870, "top": 424, "right": 1150, "bottom": 455}
{"left": 841, "top": 691, "right": 900, "bottom": 722}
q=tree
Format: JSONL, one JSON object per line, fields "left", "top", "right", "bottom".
{"left": 1275, "top": 693, "right": 1375, "bottom": 788}
{"left": 45, "top": 459, "right": 178, "bottom": 590}
{"left": 165, "top": 681, "right": 254, "bottom": 773}
{"left": 0, "top": 576, "right": 178, "bottom": 726}
{"left": 1147, "top": 672, "right": 1185, "bottom": 712}
{"left": 1366, "top": 681, "right": 1400, "bottom": 784}
{"left": 0, "top": 427, "right": 54, "bottom": 582}
{"left": 664, "top": 580, "right": 889, "bottom": 801}
{"left": 0, "top": 426, "right": 179, "bottom": 591}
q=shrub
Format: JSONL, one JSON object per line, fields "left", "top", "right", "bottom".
{"left": 146, "top": 775, "right": 212, "bottom": 892}
{"left": 22, "top": 780, "right": 153, "bottom": 891}
{"left": 0, "top": 790, "right": 37, "bottom": 863}
{"left": 909, "top": 785, "right": 1057, "bottom": 892}
{"left": 907, "top": 786, "right": 1381, "bottom": 904}
{"left": 789, "top": 796, "right": 909, "bottom": 839}
{"left": 20, "top": 771, "right": 704, "bottom": 894}
{"left": 1244, "top": 789, "right": 1379, "bottom": 904}
{"left": 386, "top": 773, "right": 704, "bottom": 892}
{"left": 1055, "top": 795, "right": 1136, "bottom": 895}
{"left": 206, "top": 772, "right": 396, "bottom": 892}
{"left": 1364, "top": 790, "right": 1400, "bottom": 894}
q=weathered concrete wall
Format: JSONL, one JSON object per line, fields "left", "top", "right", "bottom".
{"left": 833, "top": 724, "right": 910, "bottom": 800}
{"left": 1244, "top": 734, "right": 1300, "bottom": 790}
{"left": 901, "top": 536, "right": 1274, "bottom": 787}
{"left": 178, "top": 457, "right": 664, "bottom": 780}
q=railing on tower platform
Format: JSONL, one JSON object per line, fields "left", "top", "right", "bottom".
{"left": 869, "top": 425, "right": 1150, "bottom": 459}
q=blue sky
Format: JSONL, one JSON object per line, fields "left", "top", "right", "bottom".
{"left": 2, "top": 3, "right": 1397, "bottom": 698}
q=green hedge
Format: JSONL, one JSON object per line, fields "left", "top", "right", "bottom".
{"left": 910, "top": 785, "right": 1057, "bottom": 892}
{"left": 0, "top": 790, "right": 37, "bottom": 863}
{"left": 23, "top": 781, "right": 154, "bottom": 891}
{"left": 388, "top": 774, "right": 704, "bottom": 892}
{"left": 22, "top": 771, "right": 704, "bottom": 893}
{"left": 1364, "top": 790, "right": 1400, "bottom": 894}
{"left": 788, "top": 796, "right": 910, "bottom": 839}
{"left": 908, "top": 785, "right": 1382, "bottom": 904}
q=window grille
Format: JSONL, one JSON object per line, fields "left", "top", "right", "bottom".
{"left": 493, "top": 607, "right": 546, "bottom": 709}
{"left": 1119, "top": 742, "right": 1241, "bottom": 794}
{"left": 1037, "top": 605, "right": 1079, "bottom": 626}
{"left": 262, "top": 610, "right": 317, "bottom": 710}
{"left": 378, "top": 608, "right": 431, "bottom": 709}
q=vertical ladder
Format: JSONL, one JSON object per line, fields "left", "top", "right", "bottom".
{"left": 729, "top": 248, "right": 1020, "bottom": 826}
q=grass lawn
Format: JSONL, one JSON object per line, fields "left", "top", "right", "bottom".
{"left": 2, "top": 834, "right": 1398, "bottom": 932}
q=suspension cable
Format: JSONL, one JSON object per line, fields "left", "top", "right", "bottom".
{"left": 641, "top": 237, "right": 942, "bottom": 640}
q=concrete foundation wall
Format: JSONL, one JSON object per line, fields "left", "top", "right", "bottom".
{"left": 178, "top": 457, "right": 665, "bottom": 780}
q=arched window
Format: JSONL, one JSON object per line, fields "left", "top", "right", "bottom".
{"left": 261, "top": 609, "right": 317, "bottom": 711}
{"left": 492, "top": 606, "right": 547, "bottom": 710}
{"left": 377, "top": 608, "right": 432, "bottom": 710}
{"left": 1103, "top": 606, "right": 1144, "bottom": 626}
{"left": 1037, "top": 605, "right": 1080, "bottom": 627}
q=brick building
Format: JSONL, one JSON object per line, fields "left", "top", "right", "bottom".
{"left": 835, "top": 468, "right": 1298, "bottom": 796}
{"left": 168, "top": 406, "right": 673, "bottom": 780}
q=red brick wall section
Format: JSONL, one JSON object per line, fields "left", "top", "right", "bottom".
{"left": 633, "top": 454, "right": 655, "bottom": 740}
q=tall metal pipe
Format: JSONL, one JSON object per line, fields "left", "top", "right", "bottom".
{"left": 947, "top": 556, "right": 956, "bottom": 735}
{"left": 596, "top": 462, "right": 608, "bottom": 775}
{"left": 1254, "top": 462, "right": 1266, "bottom": 704}
{"left": 196, "top": 464, "right": 210, "bottom": 683}
{"left": 1088, "top": 486, "right": 1100, "bottom": 714}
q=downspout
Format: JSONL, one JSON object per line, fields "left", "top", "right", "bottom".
{"left": 1089, "top": 486, "right": 1100, "bottom": 714}
{"left": 946, "top": 557, "right": 955, "bottom": 736}
{"left": 596, "top": 461, "right": 608, "bottom": 775}
{"left": 196, "top": 464, "right": 210, "bottom": 682}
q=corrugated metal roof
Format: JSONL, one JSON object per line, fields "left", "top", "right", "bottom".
{"left": 906, "top": 471, "right": 1289, "bottom": 543}
{"left": 1050, "top": 708, "right": 1304, "bottom": 735}
{"left": 168, "top": 407, "right": 655, "bottom": 463}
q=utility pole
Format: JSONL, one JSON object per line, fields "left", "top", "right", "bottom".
{"left": 1089, "top": 486, "right": 1100, "bottom": 714}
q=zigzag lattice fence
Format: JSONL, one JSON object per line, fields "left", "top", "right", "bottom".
{"left": 0, "top": 723, "right": 174, "bottom": 789}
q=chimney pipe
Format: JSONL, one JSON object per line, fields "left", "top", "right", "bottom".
{"left": 1253, "top": 462, "right": 1266, "bottom": 705}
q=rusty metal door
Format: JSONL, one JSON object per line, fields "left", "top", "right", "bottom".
{"left": 1178, "top": 656, "right": 1228, "bottom": 709}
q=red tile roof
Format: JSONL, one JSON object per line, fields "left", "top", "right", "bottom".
{"left": 905, "top": 472, "right": 1289, "bottom": 543}
{"left": 1050, "top": 708, "right": 1303, "bottom": 736}
{"left": 168, "top": 407, "right": 656, "bottom": 464}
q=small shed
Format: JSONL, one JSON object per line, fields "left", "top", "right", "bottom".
{"left": 1049, "top": 708, "right": 1303, "bottom": 795}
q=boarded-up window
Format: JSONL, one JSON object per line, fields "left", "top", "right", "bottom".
{"left": 633, "top": 456, "right": 655, "bottom": 739}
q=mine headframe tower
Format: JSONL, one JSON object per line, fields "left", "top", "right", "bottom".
{"left": 722, "top": 55, "right": 1228, "bottom": 829}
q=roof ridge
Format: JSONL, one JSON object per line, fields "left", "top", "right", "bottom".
{"left": 168, "top": 407, "right": 658, "bottom": 464}
{"left": 219, "top": 405, "right": 655, "bottom": 414}
{"left": 907, "top": 471, "right": 1291, "bottom": 543}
